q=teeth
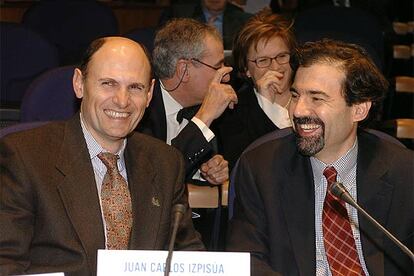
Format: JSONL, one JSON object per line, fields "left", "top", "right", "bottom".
{"left": 299, "top": 124, "right": 320, "bottom": 131}
{"left": 105, "top": 110, "right": 129, "bottom": 118}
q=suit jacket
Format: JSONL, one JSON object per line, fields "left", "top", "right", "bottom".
{"left": 0, "top": 115, "right": 204, "bottom": 276}
{"left": 227, "top": 129, "right": 414, "bottom": 276}
{"left": 158, "top": 2, "right": 252, "bottom": 50}
{"left": 137, "top": 81, "right": 215, "bottom": 183}
{"left": 216, "top": 82, "right": 279, "bottom": 170}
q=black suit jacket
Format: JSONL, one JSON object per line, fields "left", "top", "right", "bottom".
{"left": 217, "top": 82, "right": 279, "bottom": 170}
{"left": 137, "top": 81, "right": 215, "bottom": 183}
{"left": 158, "top": 2, "right": 252, "bottom": 50}
{"left": 227, "top": 129, "right": 414, "bottom": 276}
{"left": 0, "top": 115, "right": 204, "bottom": 276}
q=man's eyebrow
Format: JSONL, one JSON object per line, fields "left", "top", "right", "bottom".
{"left": 309, "top": 90, "right": 330, "bottom": 97}
{"left": 129, "top": 82, "right": 146, "bottom": 88}
{"left": 214, "top": 58, "right": 225, "bottom": 67}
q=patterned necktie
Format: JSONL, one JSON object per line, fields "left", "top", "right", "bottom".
{"left": 322, "top": 166, "right": 365, "bottom": 276}
{"left": 98, "top": 152, "right": 133, "bottom": 250}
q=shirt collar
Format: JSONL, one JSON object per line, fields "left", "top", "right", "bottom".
{"left": 202, "top": 8, "right": 224, "bottom": 23}
{"left": 159, "top": 80, "right": 183, "bottom": 117}
{"left": 311, "top": 137, "right": 358, "bottom": 190}
{"left": 79, "top": 113, "right": 127, "bottom": 172}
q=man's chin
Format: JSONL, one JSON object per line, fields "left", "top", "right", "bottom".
{"left": 296, "top": 135, "right": 324, "bottom": 156}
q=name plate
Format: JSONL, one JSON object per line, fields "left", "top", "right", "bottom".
{"left": 97, "top": 250, "right": 250, "bottom": 276}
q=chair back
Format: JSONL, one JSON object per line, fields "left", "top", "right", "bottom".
{"left": 0, "top": 22, "right": 59, "bottom": 105}
{"left": 124, "top": 27, "right": 156, "bottom": 54}
{"left": 0, "top": 121, "right": 49, "bottom": 139}
{"left": 228, "top": 128, "right": 293, "bottom": 219}
{"left": 294, "top": 5, "right": 385, "bottom": 70}
{"left": 20, "top": 66, "right": 79, "bottom": 122}
{"left": 22, "top": 1, "right": 119, "bottom": 65}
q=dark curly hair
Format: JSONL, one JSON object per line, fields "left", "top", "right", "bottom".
{"left": 290, "top": 39, "right": 388, "bottom": 123}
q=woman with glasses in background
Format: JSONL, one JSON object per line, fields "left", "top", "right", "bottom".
{"left": 217, "top": 10, "right": 297, "bottom": 170}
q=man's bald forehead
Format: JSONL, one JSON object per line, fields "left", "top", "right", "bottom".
{"left": 79, "top": 36, "right": 152, "bottom": 79}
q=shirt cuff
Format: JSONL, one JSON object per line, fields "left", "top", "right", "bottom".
{"left": 191, "top": 117, "right": 215, "bottom": 142}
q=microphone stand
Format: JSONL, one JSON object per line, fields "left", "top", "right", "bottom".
{"left": 331, "top": 182, "right": 414, "bottom": 262}
{"left": 164, "top": 204, "right": 186, "bottom": 276}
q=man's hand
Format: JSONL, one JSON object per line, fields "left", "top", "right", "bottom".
{"left": 195, "top": 66, "right": 238, "bottom": 127}
{"left": 255, "top": 70, "right": 284, "bottom": 103}
{"left": 200, "top": 154, "right": 229, "bottom": 185}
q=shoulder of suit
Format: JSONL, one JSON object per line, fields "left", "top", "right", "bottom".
{"left": 358, "top": 129, "right": 413, "bottom": 159}
{"left": 243, "top": 130, "right": 296, "bottom": 158}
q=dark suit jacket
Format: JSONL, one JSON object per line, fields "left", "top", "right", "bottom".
{"left": 216, "top": 82, "right": 279, "bottom": 170}
{"left": 137, "top": 81, "right": 215, "bottom": 183}
{"left": 227, "top": 129, "right": 414, "bottom": 276}
{"left": 158, "top": 2, "right": 252, "bottom": 50}
{"left": 0, "top": 115, "right": 204, "bottom": 276}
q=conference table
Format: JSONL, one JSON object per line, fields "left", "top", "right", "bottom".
{"left": 187, "top": 180, "right": 229, "bottom": 208}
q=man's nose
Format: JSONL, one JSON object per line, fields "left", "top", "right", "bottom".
{"left": 113, "top": 88, "right": 129, "bottom": 108}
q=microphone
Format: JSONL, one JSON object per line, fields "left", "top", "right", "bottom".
{"left": 331, "top": 182, "right": 414, "bottom": 262}
{"left": 164, "top": 204, "right": 187, "bottom": 276}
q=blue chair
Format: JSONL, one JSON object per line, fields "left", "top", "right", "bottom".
{"left": 124, "top": 27, "right": 156, "bottom": 54}
{"left": 20, "top": 66, "right": 79, "bottom": 122}
{"left": 294, "top": 5, "right": 386, "bottom": 71}
{"left": 0, "top": 22, "right": 59, "bottom": 105}
{"left": 22, "top": 0, "right": 119, "bottom": 65}
{"left": 0, "top": 121, "right": 49, "bottom": 139}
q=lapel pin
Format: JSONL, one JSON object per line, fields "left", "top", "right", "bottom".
{"left": 152, "top": 197, "right": 160, "bottom": 207}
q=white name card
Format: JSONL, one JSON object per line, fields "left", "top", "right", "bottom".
{"left": 97, "top": 250, "right": 250, "bottom": 276}
{"left": 14, "top": 273, "right": 64, "bottom": 276}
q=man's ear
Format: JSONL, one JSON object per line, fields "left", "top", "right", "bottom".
{"left": 146, "top": 79, "right": 155, "bottom": 107}
{"left": 176, "top": 59, "right": 189, "bottom": 82}
{"left": 73, "top": 68, "right": 85, "bottom": 99}
{"left": 353, "top": 101, "right": 372, "bottom": 122}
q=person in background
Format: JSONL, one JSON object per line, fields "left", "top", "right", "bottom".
{"left": 217, "top": 10, "right": 296, "bottom": 169}
{"left": 227, "top": 39, "right": 413, "bottom": 275}
{"left": 0, "top": 37, "right": 204, "bottom": 276}
{"left": 159, "top": 0, "right": 252, "bottom": 50}
{"left": 138, "top": 18, "right": 237, "bottom": 186}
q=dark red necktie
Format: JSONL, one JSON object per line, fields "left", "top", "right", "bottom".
{"left": 322, "top": 166, "right": 365, "bottom": 276}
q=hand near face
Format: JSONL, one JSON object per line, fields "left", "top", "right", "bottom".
{"left": 255, "top": 70, "right": 285, "bottom": 103}
{"left": 200, "top": 154, "right": 229, "bottom": 185}
{"left": 195, "top": 66, "right": 238, "bottom": 127}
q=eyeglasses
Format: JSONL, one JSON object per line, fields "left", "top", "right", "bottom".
{"left": 191, "top": 58, "right": 222, "bottom": 71}
{"left": 248, "top": 52, "right": 290, "bottom": 68}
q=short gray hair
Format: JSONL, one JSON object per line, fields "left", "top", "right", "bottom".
{"left": 153, "top": 18, "right": 221, "bottom": 79}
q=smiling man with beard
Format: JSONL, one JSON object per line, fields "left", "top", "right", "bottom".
{"left": 227, "top": 40, "right": 413, "bottom": 276}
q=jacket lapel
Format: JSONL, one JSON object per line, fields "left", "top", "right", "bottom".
{"left": 356, "top": 131, "right": 393, "bottom": 276}
{"left": 55, "top": 115, "right": 105, "bottom": 272}
{"left": 280, "top": 141, "right": 316, "bottom": 275}
{"left": 125, "top": 133, "right": 161, "bottom": 249}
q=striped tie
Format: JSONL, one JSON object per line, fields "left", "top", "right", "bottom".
{"left": 322, "top": 166, "right": 365, "bottom": 276}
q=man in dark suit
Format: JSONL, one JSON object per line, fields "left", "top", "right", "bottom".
{"left": 0, "top": 37, "right": 204, "bottom": 276}
{"left": 227, "top": 40, "right": 413, "bottom": 275}
{"left": 159, "top": 0, "right": 252, "bottom": 50}
{"left": 138, "top": 18, "right": 238, "bottom": 186}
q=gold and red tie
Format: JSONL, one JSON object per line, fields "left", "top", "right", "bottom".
{"left": 98, "top": 152, "right": 133, "bottom": 250}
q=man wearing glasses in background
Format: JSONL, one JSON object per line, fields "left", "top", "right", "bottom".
{"left": 138, "top": 18, "right": 237, "bottom": 186}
